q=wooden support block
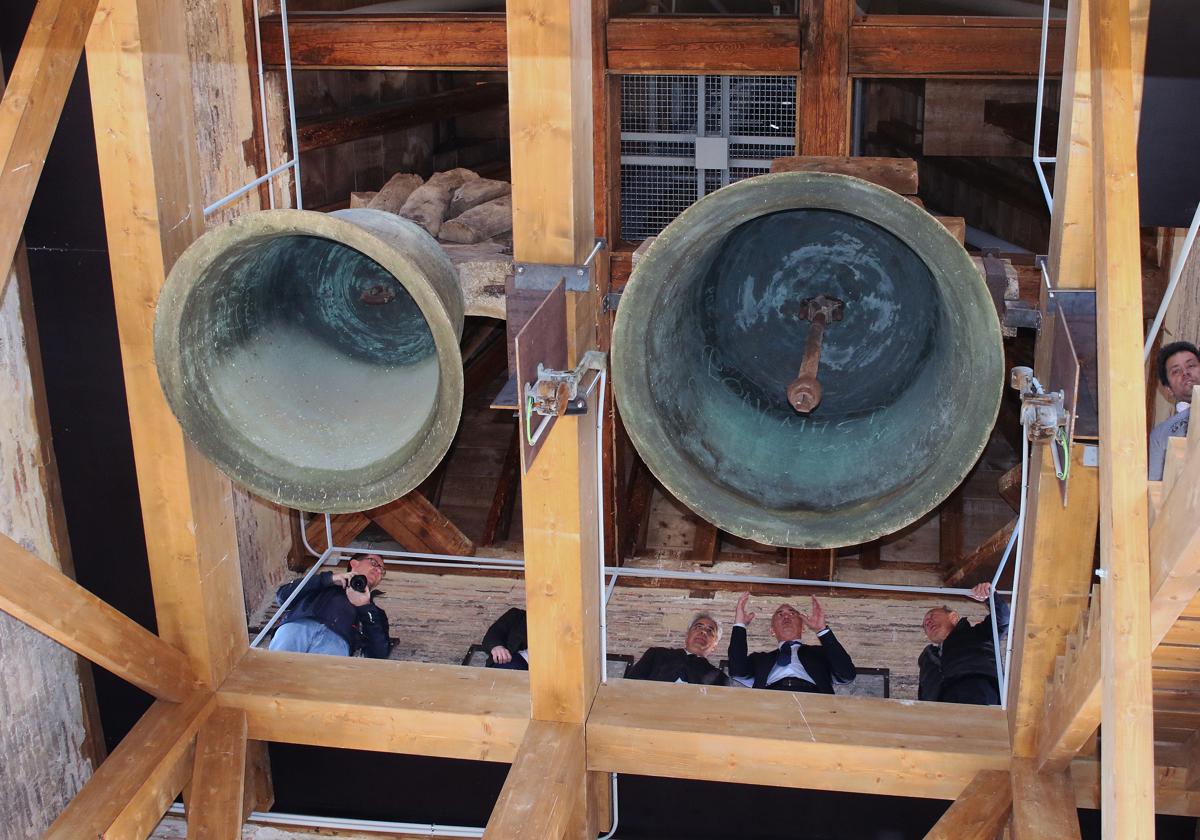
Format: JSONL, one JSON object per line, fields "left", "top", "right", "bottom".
{"left": 768, "top": 156, "right": 918, "bottom": 194}
{"left": 998, "top": 464, "right": 1022, "bottom": 512}
{"left": 938, "top": 489, "right": 965, "bottom": 572}
{"left": 0, "top": 530, "right": 196, "bottom": 702}
{"left": 1009, "top": 758, "right": 1081, "bottom": 840}
{"left": 242, "top": 741, "right": 274, "bottom": 820}
{"left": 924, "top": 769, "right": 1012, "bottom": 840}
{"left": 483, "top": 721, "right": 587, "bottom": 840}
{"left": 218, "top": 649, "right": 530, "bottom": 761}
{"left": 799, "top": 0, "right": 852, "bottom": 155}
{"left": 587, "top": 680, "right": 1010, "bottom": 800}
{"left": 606, "top": 17, "right": 801, "bottom": 73}
{"left": 787, "top": 548, "right": 835, "bottom": 581}
{"left": 620, "top": 456, "right": 655, "bottom": 561}
{"left": 0, "top": 0, "right": 101, "bottom": 296}
{"left": 45, "top": 692, "right": 216, "bottom": 839}
{"left": 481, "top": 422, "right": 521, "bottom": 547}
{"left": 368, "top": 491, "right": 475, "bottom": 557}
{"left": 690, "top": 518, "right": 720, "bottom": 567}
{"left": 934, "top": 215, "right": 967, "bottom": 245}
{"left": 187, "top": 707, "right": 248, "bottom": 840}
{"left": 858, "top": 541, "right": 881, "bottom": 571}
{"left": 943, "top": 518, "right": 1017, "bottom": 588}
{"left": 303, "top": 510, "right": 370, "bottom": 555}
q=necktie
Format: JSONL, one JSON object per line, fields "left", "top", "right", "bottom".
{"left": 775, "top": 640, "right": 799, "bottom": 667}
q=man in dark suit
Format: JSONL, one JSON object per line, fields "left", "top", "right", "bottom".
{"left": 627, "top": 613, "right": 729, "bottom": 686}
{"left": 482, "top": 607, "right": 528, "bottom": 670}
{"left": 728, "top": 593, "right": 856, "bottom": 693}
{"left": 918, "top": 582, "right": 1009, "bottom": 705}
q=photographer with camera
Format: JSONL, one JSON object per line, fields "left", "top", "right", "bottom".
{"left": 267, "top": 553, "right": 391, "bottom": 658}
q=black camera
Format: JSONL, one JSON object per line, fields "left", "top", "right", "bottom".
{"left": 348, "top": 574, "right": 369, "bottom": 593}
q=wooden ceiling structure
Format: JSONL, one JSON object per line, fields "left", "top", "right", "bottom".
{"left": 2, "top": 0, "right": 1198, "bottom": 838}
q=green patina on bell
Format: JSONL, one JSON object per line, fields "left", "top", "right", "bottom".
{"left": 612, "top": 172, "right": 1003, "bottom": 549}
{"left": 155, "top": 208, "right": 464, "bottom": 514}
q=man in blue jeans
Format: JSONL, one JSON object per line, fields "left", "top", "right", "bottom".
{"left": 268, "top": 553, "right": 391, "bottom": 658}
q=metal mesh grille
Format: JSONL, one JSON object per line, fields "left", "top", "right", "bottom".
{"left": 620, "top": 74, "right": 797, "bottom": 239}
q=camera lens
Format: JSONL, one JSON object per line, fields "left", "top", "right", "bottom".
{"left": 349, "top": 574, "right": 368, "bottom": 592}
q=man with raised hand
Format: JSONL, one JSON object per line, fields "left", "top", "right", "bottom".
{"left": 918, "top": 581, "right": 1009, "bottom": 705}
{"left": 727, "top": 593, "right": 856, "bottom": 693}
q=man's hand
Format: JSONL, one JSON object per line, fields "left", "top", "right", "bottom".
{"left": 968, "top": 582, "right": 993, "bottom": 603}
{"left": 331, "top": 572, "right": 351, "bottom": 588}
{"left": 735, "top": 592, "right": 756, "bottom": 626}
{"left": 346, "top": 586, "right": 371, "bottom": 607}
{"left": 800, "top": 595, "right": 827, "bottom": 632}
{"left": 491, "top": 645, "right": 512, "bottom": 664}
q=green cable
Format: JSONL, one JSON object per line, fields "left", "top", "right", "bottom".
{"left": 1055, "top": 426, "right": 1070, "bottom": 480}
{"left": 525, "top": 394, "right": 538, "bottom": 445}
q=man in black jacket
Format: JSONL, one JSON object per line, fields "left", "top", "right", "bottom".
{"left": 627, "top": 613, "right": 729, "bottom": 686}
{"left": 482, "top": 607, "right": 528, "bottom": 670}
{"left": 918, "top": 582, "right": 1009, "bottom": 705}
{"left": 728, "top": 593, "right": 856, "bottom": 692}
{"left": 268, "top": 553, "right": 390, "bottom": 658}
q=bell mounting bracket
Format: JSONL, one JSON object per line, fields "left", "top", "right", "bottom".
{"left": 1010, "top": 366, "right": 1068, "bottom": 443}
{"left": 513, "top": 238, "right": 607, "bottom": 293}
{"left": 525, "top": 350, "right": 607, "bottom": 421}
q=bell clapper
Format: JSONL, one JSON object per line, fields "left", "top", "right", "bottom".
{"left": 787, "top": 293, "right": 844, "bottom": 414}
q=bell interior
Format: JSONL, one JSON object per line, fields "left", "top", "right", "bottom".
{"left": 648, "top": 208, "right": 957, "bottom": 514}
{"left": 178, "top": 233, "right": 441, "bottom": 487}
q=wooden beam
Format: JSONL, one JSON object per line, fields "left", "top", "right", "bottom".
{"left": 1147, "top": 421, "right": 1200, "bottom": 645}
{"left": 998, "top": 464, "right": 1022, "bottom": 512}
{"left": 938, "top": 488, "right": 965, "bottom": 572}
{"left": 187, "top": 707, "right": 248, "bottom": 840}
{"left": 586, "top": 679, "right": 1010, "bottom": 799}
{"left": 481, "top": 422, "right": 521, "bottom": 547}
{"left": 1089, "top": 0, "right": 1155, "bottom": 831}
{"left": 297, "top": 82, "right": 507, "bottom": 152}
{"left": 0, "top": 530, "right": 196, "bottom": 702}
{"left": 690, "top": 518, "right": 720, "bottom": 567}
{"left": 45, "top": 692, "right": 216, "bottom": 839}
{"left": 768, "top": 155, "right": 918, "bottom": 194}
{"left": 368, "top": 491, "right": 475, "bottom": 557}
{"left": 86, "top": 0, "right": 247, "bottom": 687}
{"left": 1007, "top": 446, "right": 1098, "bottom": 759}
{"left": 606, "top": 17, "right": 800, "bottom": 73}
{"left": 923, "top": 769, "right": 1012, "bottom": 840}
{"left": 303, "top": 510, "right": 370, "bottom": 556}
{"left": 619, "top": 456, "right": 655, "bottom": 560}
{"left": 0, "top": 0, "right": 101, "bottom": 296}
{"left": 787, "top": 547, "right": 835, "bottom": 581}
{"left": 848, "top": 16, "right": 1065, "bottom": 78}
{"left": 799, "top": 0, "right": 851, "bottom": 155}
{"left": 259, "top": 13, "right": 508, "bottom": 70}
{"left": 483, "top": 721, "right": 586, "bottom": 840}
{"left": 1010, "top": 758, "right": 1080, "bottom": 840}
{"left": 943, "top": 518, "right": 1017, "bottom": 588}
{"left": 218, "top": 649, "right": 530, "bottom": 761}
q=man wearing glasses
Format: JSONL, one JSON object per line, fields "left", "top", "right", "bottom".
{"left": 268, "top": 553, "right": 391, "bottom": 658}
{"left": 627, "top": 613, "right": 730, "bottom": 686}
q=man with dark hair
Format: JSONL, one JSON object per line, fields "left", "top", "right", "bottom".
{"left": 627, "top": 612, "right": 729, "bottom": 686}
{"left": 1149, "top": 340, "right": 1200, "bottom": 480}
{"left": 482, "top": 607, "right": 528, "bottom": 670}
{"left": 727, "top": 594, "right": 856, "bottom": 693}
{"left": 268, "top": 553, "right": 390, "bottom": 658}
{"left": 918, "top": 582, "right": 1008, "bottom": 705}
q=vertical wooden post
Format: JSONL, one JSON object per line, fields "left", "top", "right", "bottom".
{"left": 1089, "top": 0, "right": 1154, "bottom": 834}
{"left": 798, "top": 0, "right": 851, "bottom": 155}
{"left": 504, "top": 0, "right": 601, "bottom": 835}
{"left": 938, "top": 489, "right": 965, "bottom": 572}
{"left": 85, "top": 0, "right": 247, "bottom": 687}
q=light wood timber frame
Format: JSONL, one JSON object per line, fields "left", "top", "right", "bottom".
{"left": 923, "top": 769, "right": 1012, "bottom": 840}
{"left": 0, "top": 0, "right": 101, "bottom": 295}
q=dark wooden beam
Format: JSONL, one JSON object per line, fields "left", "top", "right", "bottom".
{"left": 799, "top": 0, "right": 851, "bottom": 155}
{"left": 368, "top": 491, "right": 475, "bottom": 557}
{"left": 849, "top": 15, "right": 1065, "bottom": 78}
{"left": 690, "top": 519, "right": 721, "bottom": 567}
{"left": 938, "top": 489, "right": 965, "bottom": 573}
{"left": 259, "top": 13, "right": 507, "bottom": 70}
{"left": 858, "top": 541, "right": 881, "bottom": 571}
{"left": 787, "top": 548, "right": 835, "bottom": 581}
{"left": 943, "top": 517, "right": 1018, "bottom": 588}
{"left": 298, "top": 82, "right": 506, "bottom": 152}
{"left": 607, "top": 17, "right": 801, "bottom": 73}
{"left": 481, "top": 423, "right": 521, "bottom": 548}
{"left": 619, "top": 458, "right": 655, "bottom": 561}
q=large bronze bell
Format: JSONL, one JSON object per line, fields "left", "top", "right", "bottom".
{"left": 611, "top": 172, "right": 1003, "bottom": 549}
{"left": 155, "top": 209, "right": 464, "bottom": 514}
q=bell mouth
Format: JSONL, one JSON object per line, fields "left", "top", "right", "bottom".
{"left": 612, "top": 172, "right": 1003, "bottom": 548}
{"left": 155, "top": 209, "right": 464, "bottom": 513}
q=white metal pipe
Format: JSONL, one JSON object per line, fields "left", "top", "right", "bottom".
{"left": 251, "top": 547, "right": 333, "bottom": 648}
{"left": 279, "top": 0, "right": 304, "bottom": 209}
{"left": 1143, "top": 201, "right": 1200, "bottom": 360}
{"left": 250, "top": 0, "right": 276, "bottom": 209}
{"left": 203, "top": 159, "right": 296, "bottom": 217}
{"left": 166, "top": 803, "right": 484, "bottom": 837}
{"left": 1000, "top": 425, "right": 1032, "bottom": 704}
{"left": 599, "top": 773, "right": 620, "bottom": 840}
{"left": 1031, "top": 0, "right": 1056, "bottom": 212}
{"left": 595, "top": 367, "right": 610, "bottom": 683}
